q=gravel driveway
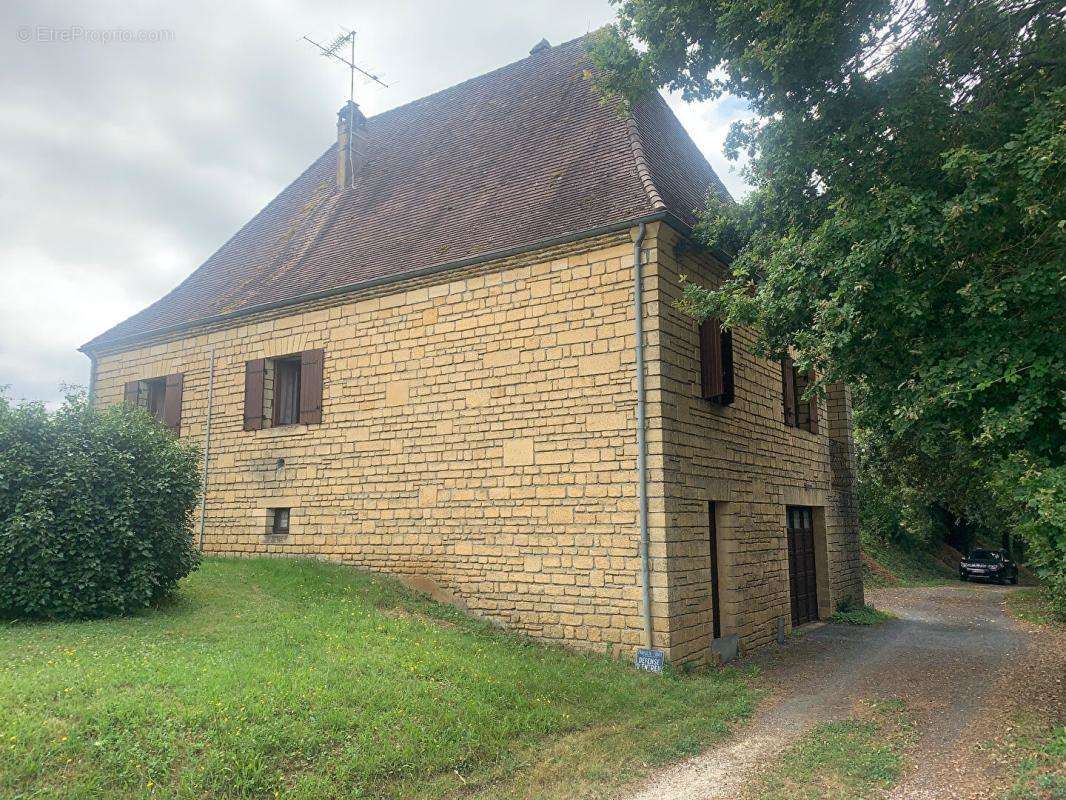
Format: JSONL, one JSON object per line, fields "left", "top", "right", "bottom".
{"left": 623, "top": 584, "right": 1064, "bottom": 800}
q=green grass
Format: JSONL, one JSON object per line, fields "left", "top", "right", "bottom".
{"left": 744, "top": 699, "right": 912, "bottom": 800}
{"left": 1003, "top": 588, "right": 1064, "bottom": 629}
{"left": 860, "top": 534, "right": 956, "bottom": 588}
{"left": 0, "top": 557, "right": 759, "bottom": 800}
{"left": 828, "top": 604, "right": 894, "bottom": 626}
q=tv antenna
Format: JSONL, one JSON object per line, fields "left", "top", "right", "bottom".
{"left": 303, "top": 29, "right": 389, "bottom": 185}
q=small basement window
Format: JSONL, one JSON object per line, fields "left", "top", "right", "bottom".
{"left": 269, "top": 508, "right": 291, "bottom": 537}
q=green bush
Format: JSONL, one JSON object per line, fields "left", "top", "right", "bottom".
{"left": 0, "top": 390, "right": 201, "bottom": 619}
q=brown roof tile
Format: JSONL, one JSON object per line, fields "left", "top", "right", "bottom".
{"left": 84, "top": 35, "right": 727, "bottom": 351}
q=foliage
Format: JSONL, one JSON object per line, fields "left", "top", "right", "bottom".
{"left": 0, "top": 557, "right": 759, "bottom": 799}
{"left": 1004, "top": 587, "right": 1065, "bottom": 628}
{"left": 860, "top": 528, "right": 958, "bottom": 587}
{"left": 589, "top": 0, "right": 1065, "bottom": 607}
{"left": 830, "top": 599, "right": 894, "bottom": 625}
{"left": 0, "top": 390, "right": 201, "bottom": 619}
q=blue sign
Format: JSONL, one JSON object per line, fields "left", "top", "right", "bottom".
{"left": 634, "top": 648, "right": 665, "bottom": 673}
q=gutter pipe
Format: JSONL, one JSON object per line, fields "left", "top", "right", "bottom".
{"left": 86, "top": 353, "right": 98, "bottom": 406}
{"left": 633, "top": 221, "right": 653, "bottom": 650}
{"left": 198, "top": 346, "right": 216, "bottom": 552}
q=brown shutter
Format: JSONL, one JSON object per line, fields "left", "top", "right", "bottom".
{"left": 123, "top": 380, "right": 141, "bottom": 406}
{"left": 244, "top": 359, "right": 266, "bottom": 431}
{"left": 720, "top": 329, "right": 735, "bottom": 405}
{"left": 782, "top": 357, "right": 796, "bottom": 427}
{"left": 163, "top": 373, "right": 184, "bottom": 435}
{"left": 699, "top": 317, "right": 724, "bottom": 400}
{"left": 807, "top": 370, "right": 819, "bottom": 434}
{"left": 299, "top": 349, "right": 324, "bottom": 425}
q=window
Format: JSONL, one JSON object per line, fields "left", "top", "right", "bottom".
{"left": 270, "top": 508, "right": 291, "bottom": 537}
{"left": 699, "top": 317, "right": 734, "bottom": 405}
{"left": 143, "top": 377, "right": 167, "bottom": 421}
{"left": 123, "top": 373, "right": 184, "bottom": 434}
{"left": 243, "top": 349, "right": 323, "bottom": 431}
{"left": 781, "top": 357, "right": 819, "bottom": 433}
{"left": 272, "top": 357, "right": 301, "bottom": 426}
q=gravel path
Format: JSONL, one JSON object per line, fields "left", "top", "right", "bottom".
{"left": 621, "top": 584, "right": 1064, "bottom": 800}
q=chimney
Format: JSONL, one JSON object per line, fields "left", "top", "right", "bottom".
{"left": 336, "top": 100, "right": 369, "bottom": 189}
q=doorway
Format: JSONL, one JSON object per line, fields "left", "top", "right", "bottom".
{"left": 786, "top": 505, "right": 819, "bottom": 626}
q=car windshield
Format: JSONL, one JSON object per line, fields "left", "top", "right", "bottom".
{"left": 969, "top": 550, "right": 999, "bottom": 561}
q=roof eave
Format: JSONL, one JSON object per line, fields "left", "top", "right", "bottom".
{"left": 81, "top": 210, "right": 672, "bottom": 357}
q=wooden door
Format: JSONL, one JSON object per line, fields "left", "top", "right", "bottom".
{"left": 786, "top": 506, "right": 819, "bottom": 626}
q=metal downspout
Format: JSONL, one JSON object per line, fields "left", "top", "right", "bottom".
{"left": 634, "top": 222, "right": 653, "bottom": 650}
{"left": 86, "top": 353, "right": 98, "bottom": 406}
{"left": 198, "top": 347, "right": 216, "bottom": 552}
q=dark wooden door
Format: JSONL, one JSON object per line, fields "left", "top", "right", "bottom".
{"left": 786, "top": 506, "right": 819, "bottom": 626}
{"left": 709, "top": 502, "right": 721, "bottom": 640}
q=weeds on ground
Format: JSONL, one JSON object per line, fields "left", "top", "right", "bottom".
{"left": 1004, "top": 588, "right": 1064, "bottom": 629}
{"left": 999, "top": 715, "right": 1066, "bottom": 799}
{"left": 742, "top": 698, "right": 913, "bottom": 800}
{"left": 829, "top": 598, "right": 894, "bottom": 626}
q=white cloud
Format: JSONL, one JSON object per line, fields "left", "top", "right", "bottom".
{"left": 0, "top": 0, "right": 752, "bottom": 404}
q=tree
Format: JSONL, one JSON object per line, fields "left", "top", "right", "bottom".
{"left": 590, "top": 0, "right": 1065, "bottom": 612}
{"left": 0, "top": 390, "right": 202, "bottom": 619}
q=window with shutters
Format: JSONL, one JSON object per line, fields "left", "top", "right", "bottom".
{"left": 123, "top": 373, "right": 184, "bottom": 434}
{"left": 244, "top": 349, "right": 324, "bottom": 431}
{"left": 781, "top": 358, "right": 819, "bottom": 434}
{"left": 699, "top": 317, "right": 734, "bottom": 405}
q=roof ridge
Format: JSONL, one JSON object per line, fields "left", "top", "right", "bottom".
{"left": 624, "top": 114, "right": 666, "bottom": 212}
{"left": 364, "top": 33, "right": 593, "bottom": 127}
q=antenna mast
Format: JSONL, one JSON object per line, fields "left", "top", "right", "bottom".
{"left": 302, "top": 29, "right": 389, "bottom": 186}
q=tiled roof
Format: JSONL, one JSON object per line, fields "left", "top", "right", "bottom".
{"left": 84, "top": 35, "right": 728, "bottom": 351}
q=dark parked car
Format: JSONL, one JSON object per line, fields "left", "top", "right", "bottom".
{"left": 959, "top": 549, "right": 1019, "bottom": 584}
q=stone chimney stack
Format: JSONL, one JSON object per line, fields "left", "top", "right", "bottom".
{"left": 336, "top": 100, "right": 369, "bottom": 189}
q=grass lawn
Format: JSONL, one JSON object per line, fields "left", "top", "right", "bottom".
{"left": 742, "top": 699, "right": 912, "bottom": 800}
{"left": 0, "top": 557, "right": 758, "bottom": 800}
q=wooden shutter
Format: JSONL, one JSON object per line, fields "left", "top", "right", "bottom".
{"left": 163, "top": 373, "right": 184, "bottom": 435}
{"left": 123, "top": 380, "right": 141, "bottom": 406}
{"left": 807, "top": 370, "right": 819, "bottom": 434}
{"left": 243, "top": 359, "right": 266, "bottom": 431}
{"left": 299, "top": 349, "right": 324, "bottom": 425}
{"left": 699, "top": 318, "right": 725, "bottom": 400}
{"left": 720, "top": 329, "right": 735, "bottom": 405}
{"left": 781, "top": 357, "right": 796, "bottom": 427}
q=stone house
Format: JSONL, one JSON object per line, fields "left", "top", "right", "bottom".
{"left": 83, "top": 36, "right": 863, "bottom": 664}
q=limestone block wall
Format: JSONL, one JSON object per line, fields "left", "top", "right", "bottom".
{"left": 92, "top": 231, "right": 658, "bottom": 653}
{"left": 91, "top": 220, "right": 863, "bottom": 664}
{"left": 645, "top": 223, "right": 864, "bottom": 663}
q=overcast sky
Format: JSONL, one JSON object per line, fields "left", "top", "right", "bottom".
{"left": 0, "top": 1, "right": 752, "bottom": 406}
